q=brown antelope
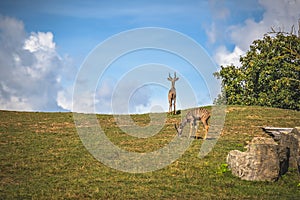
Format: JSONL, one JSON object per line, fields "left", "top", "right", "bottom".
{"left": 175, "top": 107, "right": 210, "bottom": 139}
{"left": 167, "top": 72, "right": 179, "bottom": 115}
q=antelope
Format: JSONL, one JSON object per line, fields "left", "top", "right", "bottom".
{"left": 175, "top": 107, "right": 210, "bottom": 139}
{"left": 167, "top": 72, "right": 179, "bottom": 115}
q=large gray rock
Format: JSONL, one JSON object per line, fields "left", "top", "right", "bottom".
{"left": 227, "top": 127, "right": 300, "bottom": 182}
{"left": 264, "top": 127, "right": 300, "bottom": 175}
{"left": 291, "top": 127, "right": 300, "bottom": 173}
{"left": 227, "top": 137, "right": 280, "bottom": 181}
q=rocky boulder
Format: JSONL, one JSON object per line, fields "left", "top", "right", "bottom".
{"left": 227, "top": 137, "right": 280, "bottom": 181}
{"left": 263, "top": 127, "right": 300, "bottom": 175}
{"left": 227, "top": 127, "right": 300, "bottom": 182}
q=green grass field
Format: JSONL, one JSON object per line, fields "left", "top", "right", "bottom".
{"left": 1, "top": 106, "right": 300, "bottom": 199}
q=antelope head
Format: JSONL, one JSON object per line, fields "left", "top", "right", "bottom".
{"left": 168, "top": 72, "right": 179, "bottom": 87}
{"left": 174, "top": 123, "right": 183, "bottom": 136}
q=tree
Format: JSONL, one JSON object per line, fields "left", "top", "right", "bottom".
{"left": 214, "top": 25, "right": 300, "bottom": 110}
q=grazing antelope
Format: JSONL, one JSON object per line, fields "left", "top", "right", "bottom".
{"left": 168, "top": 72, "right": 179, "bottom": 115}
{"left": 175, "top": 107, "right": 210, "bottom": 139}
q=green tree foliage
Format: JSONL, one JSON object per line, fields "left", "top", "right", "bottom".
{"left": 214, "top": 32, "right": 300, "bottom": 110}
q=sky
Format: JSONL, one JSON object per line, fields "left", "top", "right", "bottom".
{"left": 0, "top": 0, "right": 299, "bottom": 114}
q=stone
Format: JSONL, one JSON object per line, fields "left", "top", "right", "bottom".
{"left": 277, "top": 132, "right": 299, "bottom": 175}
{"left": 264, "top": 127, "right": 300, "bottom": 175}
{"left": 291, "top": 127, "right": 300, "bottom": 173}
{"left": 227, "top": 127, "right": 300, "bottom": 182}
{"left": 227, "top": 137, "right": 280, "bottom": 181}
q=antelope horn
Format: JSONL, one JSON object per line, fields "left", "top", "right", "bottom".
{"left": 174, "top": 124, "right": 180, "bottom": 135}
{"left": 174, "top": 124, "right": 179, "bottom": 132}
{"left": 169, "top": 73, "right": 172, "bottom": 79}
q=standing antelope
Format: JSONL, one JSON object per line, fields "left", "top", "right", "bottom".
{"left": 168, "top": 72, "right": 179, "bottom": 115}
{"left": 175, "top": 107, "right": 210, "bottom": 139}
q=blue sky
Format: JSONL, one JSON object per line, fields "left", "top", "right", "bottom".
{"left": 0, "top": 0, "right": 299, "bottom": 113}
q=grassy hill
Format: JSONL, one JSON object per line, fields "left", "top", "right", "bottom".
{"left": 1, "top": 106, "right": 300, "bottom": 199}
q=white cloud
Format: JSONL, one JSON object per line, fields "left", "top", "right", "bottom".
{"left": 206, "top": 22, "right": 217, "bottom": 44}
{"left": 214, "top": 46, "right": 245, "bottom": 67}
{"left": 212, "top": 0, "right": 300, "bottom": 67}
{"left": 228, "top": 0, "right": 300, "bottom": 52}
{"left": 57, "top": 87, "right": 73, "bottom": 111}
{"left": 229, "top": 19, "right": 268, "bottom": 52}
{"left": 208, "top": 0, "right": 230, "bottom": 20}
{"left": 0, "top": 16, "right": 75, "bottom": 112}
{"left": 72, "top": 90, "right": 97, "bottom": 113}
{"left": 134, "top": 97, "right": 166, "bottom": 114}
{"left": 94, "top": 78, "right": 115, "bottom": 114}
{"left": 96, "top": 79, "right": 152, "bottom": 114}
{"left": 70, "top": 76, "right": 154, "bottom": 114}
{"left": 24, "top": 32, "right": 56, "bottom": 53}
{"left": 0, "top": 15, "right": 25, "bottom": 47}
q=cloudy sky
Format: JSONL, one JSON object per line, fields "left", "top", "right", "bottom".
{"left": 0, "top": 0, "right": 299, "bottom": 113}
